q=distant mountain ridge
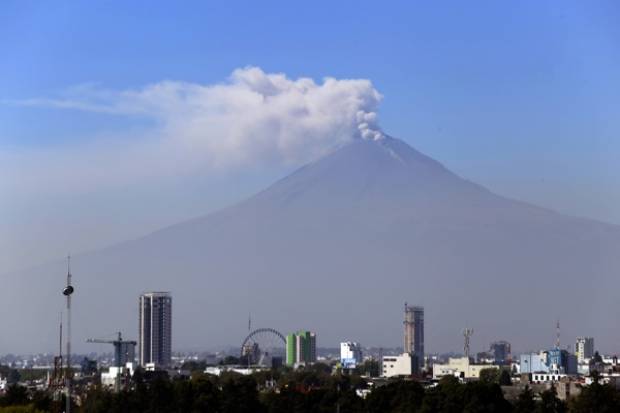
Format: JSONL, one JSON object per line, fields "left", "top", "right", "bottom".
{"left": 2, "top": 137, "right": 619, "bottom": 354}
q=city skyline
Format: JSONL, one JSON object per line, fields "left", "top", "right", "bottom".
{"left": 1, "top": 0, "right": 619, "bottom": 357}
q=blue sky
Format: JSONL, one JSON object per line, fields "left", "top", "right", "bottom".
{"left": 1, "top": 1, "right": 619, "bottom": 271}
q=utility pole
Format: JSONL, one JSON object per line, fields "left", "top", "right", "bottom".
{"left": 63, "top": 255, "right": 75, "bottom": 413}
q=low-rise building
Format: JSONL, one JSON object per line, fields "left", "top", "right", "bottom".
{"left": 382, "top": 353, "right": 414, "bottom": 378}
{"left": 204, "top": 366, "right": 268, "bottom": 376}
{"left": 507, "top": 377, "right": 581, "bottom": 402}
{"left": 529, "top": 372, "right": 571, "bottom": 384}
{"left": 101, "top": 363, "right": 135, "bottom": 389}
{"left": 432, "top": 357, "right": 499, "bottom": 380}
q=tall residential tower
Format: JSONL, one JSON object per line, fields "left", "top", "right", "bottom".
{"left": 138, "top": 292, "right": 172, "bottom": 368}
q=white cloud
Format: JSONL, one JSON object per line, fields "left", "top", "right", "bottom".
{"left": 11, "top": 66, "right": 384, "bottom": 172}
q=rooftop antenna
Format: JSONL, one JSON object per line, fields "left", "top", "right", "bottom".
{"left": 463, "top": 328, "right": 474, "bottom": 359}
{"left": 555, "top": 319, "right": 560, "bottom": 350}
{"left": 63, "top": 254, "right": 75, "bottom": 413}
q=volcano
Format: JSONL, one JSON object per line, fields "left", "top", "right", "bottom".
{"left": 3, "top": 137, "right": 620, "bottom": 353}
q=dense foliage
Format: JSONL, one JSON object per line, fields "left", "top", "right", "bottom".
{"left": 2, "top": 365, "right": 620, "bottom": 412}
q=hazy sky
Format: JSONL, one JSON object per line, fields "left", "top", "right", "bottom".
{"left": 1, "top": 1, "right": 619, "bottom": 273}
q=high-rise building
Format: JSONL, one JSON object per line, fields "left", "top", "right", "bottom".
{"left": 340, "top": 342, "right": 363, "bottom": 369}
{"left": 404, "top": 303, "right": 424, "bottom": 372}
{"left": 575, "top": 337, "right": 594, "bottom": 363}
{"left": 138, "top": 292, "right": 172, "bottom": 368}
{"left": 489, "top": 341, "right": 511, "bottom": 365}
{"left": 286, "top": 331, "right": 316, "bottom": 366}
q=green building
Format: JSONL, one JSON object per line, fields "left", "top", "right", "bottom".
{"left": 286, "top": 331, "right": 317, "bottom": 366}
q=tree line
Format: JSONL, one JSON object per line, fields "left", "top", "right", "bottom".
{"left": 1, "top": 363, "right": 620, "bottom": 412}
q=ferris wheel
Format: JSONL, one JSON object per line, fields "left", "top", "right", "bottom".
{"left": 240, "top": 328, "right": 286, "bottom": 366}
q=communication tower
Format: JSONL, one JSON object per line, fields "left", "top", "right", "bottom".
{"left": 463, "top": 328, "right": 474, "bottom": 359}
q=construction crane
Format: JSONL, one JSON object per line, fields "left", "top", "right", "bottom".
{"left": 86, "top": 332, "right": 137, "bottom": 392}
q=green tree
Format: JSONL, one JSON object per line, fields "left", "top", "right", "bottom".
{"left": 366, "top": 380, "right": 425, "bottom": 413}
{"left": 478, "top": 368, "right": 500, "bottom": 384}
{"left": 462, "top": 381, "right": 511, "bottom": 413}
{"left": 419, "top": 376, "right": 464, "bottom": 413}
{"left": 220, "top": 356, "right": 240, "bottom": 365}
{"left": 147, "top": 376, "right": 175, "bottom": 413}
{"left": 220, "top": 374, "right": 263, "bottom": 413}
{"left": 0, "top": 385, "right": 28, "bottom": 407}
{"left": 498, "top": 370, "right": 512, "bottom": 386}
{"left": 80, "top": 386, "right": 114, "bottom": 413}
{"left": 28, "top": 391, "right": 51, "bottom": 413}
{"left": 569, "top": 382, "right": 620, "bottom": 413}
{"left": 537, "top": 386, "right": 566, "bottom": 413}
{"left": 191, "top": 375, "right": 221, "bottom": 412}
{"left": 513, "top": 385, "right": 536, "bottom": 413}
{"left": 355, "top": 359, "right": 380, "bottom": 377}
{"left": 6, "top": 371, "right": 20, "bottom": 385}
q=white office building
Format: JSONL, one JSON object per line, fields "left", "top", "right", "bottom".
{"left": 382, "top": 353, "right": 414, "bottom": 378}
{"left": 340, "top": 342, "right": 363, "bottom": 369}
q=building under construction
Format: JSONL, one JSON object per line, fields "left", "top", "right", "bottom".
{"left": 403, "top": 303, "right": 424, "bottom": 373}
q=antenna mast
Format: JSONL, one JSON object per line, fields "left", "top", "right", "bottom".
{"left": 63, "top": 255, "right": 75, "bottom": 413}
{"left": 463, "top": 328, "right": 474, "bottom": 359}
{"left": 555, "top": 319, "right": 560, "bottom": 350}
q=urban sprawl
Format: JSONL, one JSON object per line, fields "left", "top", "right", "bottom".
{"left": 1, "top": 279, "right": 618, "bottom": 412}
